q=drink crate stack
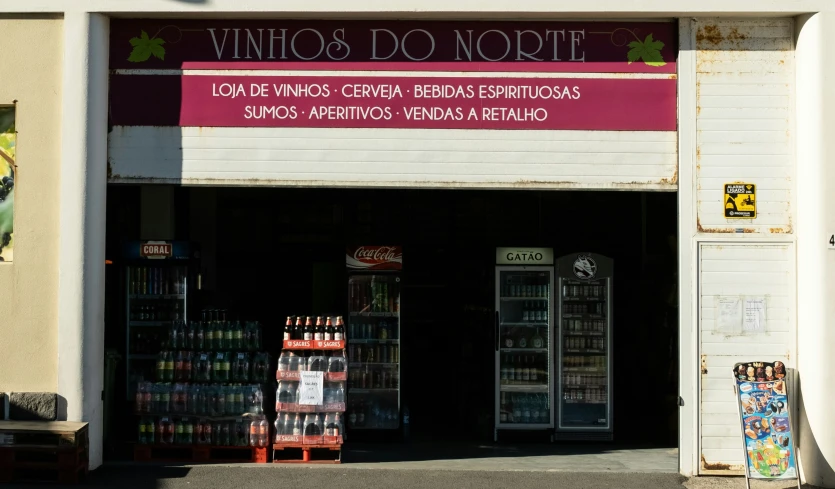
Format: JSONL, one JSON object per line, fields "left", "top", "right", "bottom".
{"left": 0, "top": 421, "right": 89, "bottom": 484}
{"left": 133, "top": 309, "right": 271, "bottom": 463}
{"left": 274, "top": 316, "right": 347, "bottom": 463}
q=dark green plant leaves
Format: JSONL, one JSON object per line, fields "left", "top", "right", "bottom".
{"left": 627, "top": 34, "right": 666, "bottom": 67}
{"left": 128, "top": 30, "right": 166, "bottom": 63}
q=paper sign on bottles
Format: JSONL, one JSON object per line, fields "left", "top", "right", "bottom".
{"left": 298, "top": 371, "right": 324, "bottom": 406}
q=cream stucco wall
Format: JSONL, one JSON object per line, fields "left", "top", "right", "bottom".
{"left": 0, "top": 16, "right": 63, "bottom": 392}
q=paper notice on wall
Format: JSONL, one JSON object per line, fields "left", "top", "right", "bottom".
{"left": 299, "top": 371, "right": 324, "bottom": 405}
{"left": 744, "top": 297, "right": 767, "bottom": 332}
{"left": 717, "top": 296, "right": 743, "bottom": 333}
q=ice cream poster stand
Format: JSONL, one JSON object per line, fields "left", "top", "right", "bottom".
{"left": 732, "top": 361, "right": 800, "bottom": 489}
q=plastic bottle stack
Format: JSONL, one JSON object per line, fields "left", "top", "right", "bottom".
{"left": 274, "top": 316, "right": 347, "bottom": 462}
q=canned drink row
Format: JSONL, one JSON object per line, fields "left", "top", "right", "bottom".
{"left": 504, "top": 284, "right": 549, "bottom": 298}
{"left": 563, "top": 319, "right": 606, "bottom": 332}
{"left": 565, "top": 337, "right": 605, "bottom": 350}
{"left": 562, "top": 284, "right": 606, "bottom": 298}
{"left": 564, "top": 356, "right": 606, "bottom": 368}
{"left": 563, "top": 303, "right": 605, "bottom": 315}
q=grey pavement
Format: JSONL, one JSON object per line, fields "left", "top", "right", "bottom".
{"left": 3, "top": 466, "right": 826, "bottom": 489}
{"left": 2, "top": 443, "right": 826, "bottom": 489}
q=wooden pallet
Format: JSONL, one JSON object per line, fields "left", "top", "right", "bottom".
{"left": 272, "top": 443, "right": 342, "bottom": 464}
{"left": 0, "top": 421, "right": 88, "bottom": 449}
{"left": 0, "top": 421, "right": 89, "bottom": 484}
{"left": 134, "top": 444, "right": 268, "bottom": 463}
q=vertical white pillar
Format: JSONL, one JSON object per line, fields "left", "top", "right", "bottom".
{"left": 57, "top": 12, "right": 109, "bottom": 470}
{"left": 795, "top": 12, "right": 835, "bottom": 489}
{"left": 676, "top": 18, "right": 698, "bottom": 477}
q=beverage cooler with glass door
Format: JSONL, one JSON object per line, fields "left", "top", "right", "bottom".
{"left": 494, "top": 248, "right": 555, "bottom": 441}
{"left": 555, "top": 252, "right": 613, "bottom": 441}
{"left": 124, "top": 241, "right": 196, "bottom": 402}
{"left": 346, "top": 246, "right": 402, "bottom": 433}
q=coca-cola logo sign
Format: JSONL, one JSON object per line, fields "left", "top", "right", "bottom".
{"left": 347, "top": 245, "right": 403, "bottom": 270}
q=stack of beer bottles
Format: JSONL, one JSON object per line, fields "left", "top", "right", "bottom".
{"left": 274, "top": 316, "right": 347, "bottom": 463}
{"left": 133, "top": 309, "right": 271, "bottom": 463}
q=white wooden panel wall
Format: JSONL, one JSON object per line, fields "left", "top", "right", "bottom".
{"left": 108, "top": 126, "right": 677, "bottom": 189}
{"left": 698, "top": 243, "right": 794, "bottom": 473}
{"left": 695, "top": 19, "right": 794, "bottom": 233}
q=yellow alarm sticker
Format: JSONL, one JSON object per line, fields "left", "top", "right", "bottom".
{"left": 724, "top": 183, "right": 756, "bottom": 219}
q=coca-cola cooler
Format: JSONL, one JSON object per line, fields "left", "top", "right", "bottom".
{"left": 345, "top": 246, "right": 402, "bottom": 435}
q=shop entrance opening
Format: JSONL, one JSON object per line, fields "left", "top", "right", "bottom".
{"left": 104, "top": 186, "right": 679, "bottom": 455}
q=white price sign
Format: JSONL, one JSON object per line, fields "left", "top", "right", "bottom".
{"left": 829, "top": 234, "right": 835, "bottom": 249}
{"left": 298, "top": 371, "right": 324, "bottom": 406}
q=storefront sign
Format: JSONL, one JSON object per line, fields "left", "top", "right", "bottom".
{"left": 725, "top": 183, "right": 756, "bottom": 219}
{"left": 110, "top": 20, "right": 676, "bottom": 73}
{"left": 496, "top": 247, "right": 554, "bottom": 265}
{"left": 732, "top": 361, "right": 798, "bottom": 481}
{"left": 346, "top": 245, "right": 403, "bottom": 270}
{"left": 0, "top": 106, "right": 14, "bottom": 262}
{"left": 126, "top": 75, "right": 669, "bottom": 131}
{"left": 140, "top": 241, "right": 173, "bottom": 259}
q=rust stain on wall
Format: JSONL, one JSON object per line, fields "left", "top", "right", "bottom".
{"left": 701, "top": 455, "right": 735, "bottom": 472}
{"left": 696, "top": 216, "right": 756, "bottom": 234}
{"left": 696, "top": 25, "right": 724, "bottom": 46}
{"left": 696, "top": 24, "right": 749, "bottom": 47}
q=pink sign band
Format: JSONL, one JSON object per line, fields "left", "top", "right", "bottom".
{"left": 179, "top": 75, "right": 676, "bottom": 131}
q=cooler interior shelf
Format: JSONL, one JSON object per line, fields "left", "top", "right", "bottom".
{"left": 500, "top": 385, "right": 548, "bottom": 393}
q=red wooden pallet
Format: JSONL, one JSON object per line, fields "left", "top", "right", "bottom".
{"left": 272, "top": 442, "right": 342, "bottom": 464}
{"left": 134, "top": 444, "right": 268, "bottom": 463}
{"left": 0, "top": 445, "right": 88, "bottom": 484}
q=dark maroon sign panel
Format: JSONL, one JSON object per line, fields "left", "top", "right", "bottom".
{"left": 109, "top": 74, "right": 676, "bottom": 131}
{"left": 109, "top": 19, "right": 677, "bottom": 73}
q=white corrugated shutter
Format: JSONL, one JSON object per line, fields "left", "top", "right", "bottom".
{"left": 698, "top": 243, "right": 795, "bottom": 474}
{"left": 108, "top": 125, "right": 677, "bottom": 190}
{"left": 695, "top": 18, "right": 794, "bottom": 234}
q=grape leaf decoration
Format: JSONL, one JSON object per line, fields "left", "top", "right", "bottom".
{"left": 627, "top": 34, "right": 666, "bottom": 67}
{"left": 128, "top": 30, "right": 165, "bottom": 63}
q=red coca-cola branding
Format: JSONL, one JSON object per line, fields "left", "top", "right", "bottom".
{"left": 275, "top": 434, "right": 302, "bottom": 444}
{"left": 140, "top": 242, "right": 172, "bottom": 258}
{"left": 346, "top": 245, "right": 403, "bottom": 270}
{"left": 302, "top": 436, "right": 325, "bottom": 445}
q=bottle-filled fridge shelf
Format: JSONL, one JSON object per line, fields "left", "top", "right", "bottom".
{"left": 562, "top": 367, "right": 606, "bottom": 373}
{"left": 500, "top": 348, "right": 548, "bottom": 353}
{"left": 500, "top": 384, "right": 548, "bottom": 393}
{"left": 562, "top": 314, "right": 606, "bottom": 319}
{"left": 500, "top": 297, "right": 549, "bottom": 301}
